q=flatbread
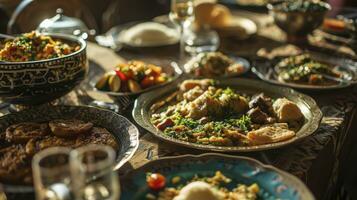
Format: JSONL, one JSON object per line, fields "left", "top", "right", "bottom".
{"left": 247, "top": 124, "right": 295, "bottom": 144}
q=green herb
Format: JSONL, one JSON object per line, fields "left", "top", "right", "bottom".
{"left": 172, "top": 112, "right": 199, "bottom": 129}
{"left": 228, "top": 115, "right": 251, "bottom": 132}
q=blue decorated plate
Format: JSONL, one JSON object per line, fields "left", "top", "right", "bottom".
{"left": 120, "top": 153, "right": 314, "bottom": 200}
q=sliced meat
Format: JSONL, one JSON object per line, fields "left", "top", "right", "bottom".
{"left": 75, "top": 127, "right": 118, "bottom": 150}
{"left": 273, "top": 98, "right": 304, "bottom": 123}
{"left": 49, "top": 119, "right": 93, "bottom": 138}
{"left": 37, "top": 135, "right": 77, "bottom": 150}
{"left": 6, "top": 122, "right": 50, "bottom": 144}
{"left": 0, "top": 145, "right": 31, "bottom": 184}
{"left": 247, "top": 123, "right": 295, "bottom": 145}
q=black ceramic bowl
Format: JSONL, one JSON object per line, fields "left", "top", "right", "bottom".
{"left": 0, "top": 33, "right": 88, "bottom": 105}
{"left": 268, "top": 1, "right": 331, "bottom": 37}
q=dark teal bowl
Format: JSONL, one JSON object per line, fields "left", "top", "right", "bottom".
{"left": 120, "top": 153, "right": 315, "bottom": 200}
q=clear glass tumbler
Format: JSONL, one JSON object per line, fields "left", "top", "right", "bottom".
{"left": 32, "top": 147, "right": 72, "bottom": 200}
{"left": 70, "top": 145, "right": 120, "bottom": 200}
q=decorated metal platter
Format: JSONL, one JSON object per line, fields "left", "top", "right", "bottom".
{"left": 252, "top": 51, "right": 357, "bottom": 90}
{"left": 133, "top": 78, "right": 322, "bottom": 152}
{"left": 120, "top": 153, "right": 315, "bottom": 200}
{"left": 0, "top": 105, "right": 139, "bottom": 193}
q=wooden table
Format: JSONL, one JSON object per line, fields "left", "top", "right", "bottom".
{"left": 2, "top": 10, "right": 357, "bottom": 200}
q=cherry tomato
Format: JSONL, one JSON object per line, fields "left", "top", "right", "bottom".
{"left": 146, "top": 173, "right": 166, "bottom": 190}
{"left": 124, "top": 70, "right": 134, "bottom": 79}
{"left": 115, "top": 70, "right": 128, "bottom": 81}
{"left": 140, "top": 76, "right": 155, "bottom": 88}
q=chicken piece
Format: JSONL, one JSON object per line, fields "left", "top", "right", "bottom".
{"left": 247, "top": 123, "right": 295, "bottom": 144}
{"left": 183, "top": 86, "right": 205, "bottom": 102}
{"left": 179, "top": 79, "right": 214, "bottom": 93}
{"left": 249, "top": 93, "right": 275, "bottom": 116}
{"left": 6, "top": 122, "right": 50, "bottom": 144}
{"left": 49, "top": 119, "right": 93, "bottom": 138}
{"left": 227, "top": 95, "right": 248, "bottom": 114}
{"left": 273, "top": 98, "right": 304, "bottom": 123}
{"left": 181, "top": 90, "right": 222, "bottom": 119}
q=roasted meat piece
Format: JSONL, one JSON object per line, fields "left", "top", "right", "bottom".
{"left": 247, "top": 107, "right": 276, "bottom": 124}
{"left": 49, "top": 119, "right": 93, "bottom": 138}
{"left": 247, "top": 107, "right": 269, "bottom": 124}
{"left": 5, "top": 122, "right": 50, "bottom": 144}
{"left": 0, "top": 145, "right": 32, "bottom": 184}
{"left": 37, "top": 135, "right": 77, "bottom": 150}
{"left": 248, "top": 93, "right": 275, "bottom": 116}
{"left": 75, "top": 127, "right": 118, "bottom": 150}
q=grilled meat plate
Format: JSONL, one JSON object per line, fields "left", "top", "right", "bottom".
{"left": 49, "top": 119, "right": 93, "bottom": 138}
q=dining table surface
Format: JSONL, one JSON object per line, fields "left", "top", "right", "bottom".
{"left": 2, "top": 8, "right": 357, "bottom": 200}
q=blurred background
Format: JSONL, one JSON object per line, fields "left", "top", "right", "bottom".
{"left": 0, "top": 0, "right": 356, "bottom": 35}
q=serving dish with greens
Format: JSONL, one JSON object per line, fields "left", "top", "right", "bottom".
{"left": 253, "top": 52, "right": 357, "bottom": 90}
{"left": 133, "top": 78, "right": 322, "bottom": 152}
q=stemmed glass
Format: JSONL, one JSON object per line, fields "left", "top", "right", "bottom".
{"left": 32, "top": 147, "right": 73, "bottom": 200}
{"left": 169, "top": 0, "right": 195, "bottom": 60}
{"left": 70, "top": 145, "right": 120, "bottom": 200}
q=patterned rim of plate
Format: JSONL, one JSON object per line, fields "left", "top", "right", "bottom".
{"left": 0, "top": 105, "right": 139, "bottom": 193}
{"left": 132, "top": 77, "right": 322, "bottom": 152}
{"left": 121, "top": 153, "right": 315, "bottom": 200}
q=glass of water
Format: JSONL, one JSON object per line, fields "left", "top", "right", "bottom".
{"left": 70, "top": 145, "right": 120, "bottom": 200}
{"left": 32, "top": 147, "right": 72, "bottom": 200}
{"left": 184, "top": 25, "right": 220, "bottom": 54}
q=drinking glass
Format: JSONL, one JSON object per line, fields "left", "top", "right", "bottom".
{"left": 184, "top": 25, "right": 220, "bottom": 54}
{"left": 70, "top": 145, "right": 120, "bottom": 200}
{"left": 169, "top": 0, "right": 195, "bottom": 60}
{"left": 32, "top": 147, "right": 72, "bottom": 200}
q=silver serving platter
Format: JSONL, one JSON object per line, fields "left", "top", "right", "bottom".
{"left": 252, "top": 51, "right": 357, "bottom": 90}
{"left": 133, "top": 78, "right": 322, "bottom": 152}
{"left": 0, "top": 105, "right": 139, "bottom": 193}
